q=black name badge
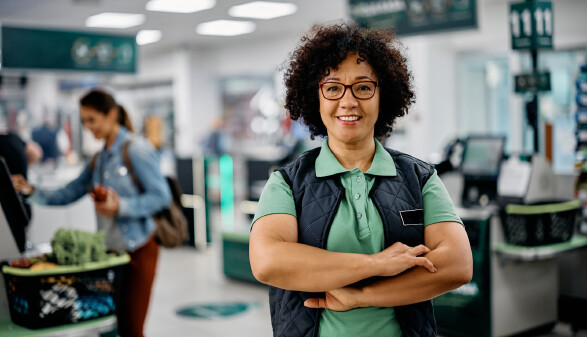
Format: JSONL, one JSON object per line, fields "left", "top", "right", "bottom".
{"left": 400, "top": 209, "right": 424, "bottom": 226}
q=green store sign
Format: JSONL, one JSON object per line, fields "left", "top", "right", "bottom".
{"left": 349, "top": 0, "right": 477, "bottom": 36}
{"left": 509, "top": 1, "right": 553, "bottom": 50}
{"left": 1, "top": 26, "right": 136, "bottom": 73}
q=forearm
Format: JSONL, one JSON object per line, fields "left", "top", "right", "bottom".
{"left": 251, "top": 239, "right": 377, "bottom": 292}
{"left": 357, "top": 245, "right": 472, "bottom": 307}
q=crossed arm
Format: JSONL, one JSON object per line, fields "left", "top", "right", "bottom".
{"left": 249, "top": 213, "right": 472, "bottom": 309}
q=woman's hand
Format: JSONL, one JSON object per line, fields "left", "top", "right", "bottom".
{"left": 371, "top": 242, "right": 437, "bottom": 277}
{"left": 92, "top": 187, "right": 120, "bottom": 218}
{"left": 304, "top": 287, "right": 362, "bottom": 311}
{"left": 11, "top": 174, "right": 34, "bottom": 195}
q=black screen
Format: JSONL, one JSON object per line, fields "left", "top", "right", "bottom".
{"left": 0, "top": 156, "right": 28, "bottom": 252}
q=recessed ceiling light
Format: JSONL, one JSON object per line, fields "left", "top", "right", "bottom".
{"left": 196, "top": 20, "right": 256, "bottom": 36}
{"left": 229, "top": 1, "right": 297, "bottom": 20}
{"left": 137, "top": 30, "right": 162, "bottom": 45}
{"left": 86, "top": 12, "right": 145, "bottom": 28}
{"left": 146, "top": 0, "right": 215, "bottom": 13}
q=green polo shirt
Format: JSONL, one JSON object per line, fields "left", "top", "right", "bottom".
{"left": 253, "top": 139, "right": 462, "bottom": 337}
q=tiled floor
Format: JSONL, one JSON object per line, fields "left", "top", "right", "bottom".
{"left": 144, "top": 242, "right": 587, "bottom": 337}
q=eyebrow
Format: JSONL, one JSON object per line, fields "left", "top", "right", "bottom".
{"left": 324, "top": 75, "right": 374, "bottom": 81}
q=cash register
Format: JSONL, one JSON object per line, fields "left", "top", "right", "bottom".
{"left": 435, "top": 136, "right": 579, "bottom": 336}
{"left": 459, "top": 135, "right": 505, "bottom": 207}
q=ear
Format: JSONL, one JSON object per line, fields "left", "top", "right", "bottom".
{"left": 107, "top": 107, "right": 119, "bottom": 122}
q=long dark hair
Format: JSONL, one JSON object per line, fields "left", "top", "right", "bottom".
{"left": 80, "top": 89, "right": 134, "bottom": 133}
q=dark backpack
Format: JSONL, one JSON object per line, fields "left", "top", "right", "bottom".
{"left": 90, "top": 141, "right": 189, "bottom": 248}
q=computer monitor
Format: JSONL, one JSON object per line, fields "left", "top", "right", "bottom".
{"left": 0, "top": 156, "right": 28, "bottom": 253}
{"left": 460, "top": 136, "right": 506, "bottom": 207}
{"left": 460, "top": 136, "right": 506, "bottom": 179}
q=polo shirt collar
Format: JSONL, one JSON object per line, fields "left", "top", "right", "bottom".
{"left": 315, "top": 138, "right": 396, "bottom": 177}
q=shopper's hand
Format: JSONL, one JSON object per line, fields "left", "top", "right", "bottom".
{"left": 371, "top": 242, "right": 437, "bottom": 276}
{"left": 93, "top": 188, "right": 119, "bottom": 218}
{"left": 304, "top": 287, "right": 361, "bottom": 312}
{"left": 11, "top": 174, "right": 34, "bottom": 195}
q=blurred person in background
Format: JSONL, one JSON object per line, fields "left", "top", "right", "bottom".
{"left": 31, "top": 112, "right": 59, "bottom": 164}
{"left": 201, "top": 115, "right": 228, "bottom": 156}
{"left": 144, "top": 114, "right": 175, "bottom": 177}
{"left": 249, "top": 22, "right": 472, "bottom": 337}
{"left": 0, "top": 114, "right": 43, "bottom": 222}
{"left": 12, "top": 89, "right": 171, "bottom": 337}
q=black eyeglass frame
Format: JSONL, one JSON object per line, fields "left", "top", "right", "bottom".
{"left": 319, "top": 81, "right": 379, "bottom": 100}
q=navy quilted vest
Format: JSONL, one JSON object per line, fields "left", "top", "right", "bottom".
{"left": 270, "top": 146, "right": 437, "bottom": 337}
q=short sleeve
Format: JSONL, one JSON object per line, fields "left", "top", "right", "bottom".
{"left": 251, "top": 171, "right": 296, "bottom": 227}
{"left": 422, "top": 171, "right": 463, "bottom": 226}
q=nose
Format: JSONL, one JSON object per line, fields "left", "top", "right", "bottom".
{"left": 339, "top": 87, "right": 358, "bottom": 109}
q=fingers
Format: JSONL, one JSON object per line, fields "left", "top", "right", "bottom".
{"left": 411, "top": 256, "right": 437, "bottom": 273}
{"left": 408, "top": 244, "right": 431, "bottom": 257}
{"left": 304, "top": 298, "right": 324, "bottom": 309}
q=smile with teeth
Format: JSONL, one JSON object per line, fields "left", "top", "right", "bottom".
{"left": 337, "top": 116, "right": 361, "bottom": 121}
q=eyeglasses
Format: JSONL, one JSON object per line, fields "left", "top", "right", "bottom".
{"left": 319, "top": 81, "right": 378, "bottom": 100}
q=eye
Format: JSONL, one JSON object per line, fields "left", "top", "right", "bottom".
{"left": 324, "top": 83, "right": 342, "bottom": 92}
{"left": 355, "top": 83, "right": 374, "bottom": 92}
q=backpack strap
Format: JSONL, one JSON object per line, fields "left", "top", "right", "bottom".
{"left": 89, "top": 152, "right": 99, "bottom": 172}
{"left": 121, "top": 141, "right": 145, "bottom": 193}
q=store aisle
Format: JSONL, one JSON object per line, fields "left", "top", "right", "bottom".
{"left": 144, "top": 245, "right": 272, "bottom": 337}
{"left": 145, "top": 245, "right": 586, "bottom": 337}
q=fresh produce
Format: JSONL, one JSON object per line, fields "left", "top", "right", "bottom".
{"left": 29, "top": 261, "right": 59, "bottom": 271}
{"left": 93, "top": 184, "right": 108, "bottom": 202}
{"left": 50, "top": 229, "right": 108, "bottom": 265}
{"left": 10, "top": 257, "right": 32, "bottom": 268}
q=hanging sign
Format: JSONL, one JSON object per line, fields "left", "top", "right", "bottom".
{"left": 509, "top": 1, "right": 553, "bottom": 50}
{"left": 0, "top": 26, "right": 137, "bottom": 73}
{"left": 349, "top": 0, "right": 477, "bottom": 36}
{"left": 514, "top": 72, "right": 551, "bottom": 93}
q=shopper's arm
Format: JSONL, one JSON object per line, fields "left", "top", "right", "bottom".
{"left": 249, "top": 213, "right": 436, "bottom": 292}
{"left": 304, "top": 221, "right": 471, "bottom": 310}
{"left": 23, "top": 165, "right": 93, "bottom": 206}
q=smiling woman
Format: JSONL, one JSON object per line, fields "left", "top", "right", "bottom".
{"left": 249, "top": 22, "right": 472, "bottom": 337}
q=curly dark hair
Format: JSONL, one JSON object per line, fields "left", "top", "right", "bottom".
{"left": 284, "top": 22, "right": 415, "bottom": 139}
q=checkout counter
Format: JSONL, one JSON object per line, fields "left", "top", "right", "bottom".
{"left": 434, "top": 136, "right": 587, "bottom": 336}
{"left": 0, "top": 157, "right": 117, "bottom": 337}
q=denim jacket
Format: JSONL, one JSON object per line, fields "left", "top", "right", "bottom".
{"left": 32, "top": 127, "right": 171, "bottom": 251}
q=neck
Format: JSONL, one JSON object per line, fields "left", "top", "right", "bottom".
{"left": 328, "top": 136, "right": 376, "bottom": 172}
{"left": 105, "top": 125, "right": 121, "bottom": 150}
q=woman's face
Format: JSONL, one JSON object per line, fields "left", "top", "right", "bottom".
{"left": 319, "top": 53, "right": 379, "bottom": 147}
{"left": 80, "top": 105, "right": 117, "bottom": 140}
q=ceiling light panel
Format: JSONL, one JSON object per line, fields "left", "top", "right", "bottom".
{"left": 196, "top": 20, "right": 256, "bottom": 36}
{"left": 229, "top": 1, "right": 297, "bottom": 20}
{"left": 137, "top": 30, "right": 162, "bottom": 45}
{"left": 86, "top": 12, "right": 145, "bottom": 28}
{"left": 146, "top": 0, "right": 216, "bottom": 13}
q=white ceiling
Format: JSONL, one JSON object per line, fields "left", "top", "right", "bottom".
{"left": 0, "top": 0, "right": 350, "bottom": 55}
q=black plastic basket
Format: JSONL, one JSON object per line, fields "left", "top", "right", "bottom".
{"left": 1, "top": 254, "right": 129, "bottom": 329}
{"left": 500, "top": 200, "right": 580, "bottom": 246}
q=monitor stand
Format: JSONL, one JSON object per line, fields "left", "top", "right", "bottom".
{"left": 462, "top": 178, "right": 498, "bottom": 208}
{"left": 0, "top": 208, "right": 21, "bottom": 319}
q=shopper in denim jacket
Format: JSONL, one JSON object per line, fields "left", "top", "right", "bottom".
{"left": 13, "top": 89, "right": 171, "bottom": 337}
